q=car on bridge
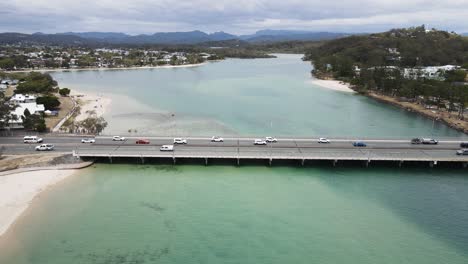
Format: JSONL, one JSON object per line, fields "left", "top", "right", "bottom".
{"left": 35, "top": 144, "right": 54, "bottom": 151}
{"left": 24, "top": 136, "right": 43, "bottom": 143}
{"left": 254, "top": 139, "right": 267, "bottom": 145}
{"left": 136, "top": 139, "right": 150, "bottom": 144}
{"left": 160, "top": 145, "right": 174, "bottom": 151}
{"left": 174, "top": 138, "right": 187, "bottom": 144}
{"left": 211, "top": 136, "right": 224, "bottom": 142}
{"left": 422, "top": 138, "right": 438, "bottom": 145}
{"left": 460, "top": 142, "right": 468, "bottom": 148}
{"left": 352, "top": 141, "right": 367, "bottom": 147}
{"left": 112, "top": 136, "right": 126, "bottom": 141}
{"left": 318, "top": 138, "right": 330, "bottom": 143}
{"left": 456, "top": 149, "right": 468, "bottom": 155}
{"left": 81, "top": 138, "right": 95, "bottom": 143}
{"left": 411, "top": 138, "right": 422, "bottom": 144}
{"left": 265, "top": 137, "right": 277, "bottom": 143}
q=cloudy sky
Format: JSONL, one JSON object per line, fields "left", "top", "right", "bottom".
{"left": 1, "top": 0, "right": 467, "bottom": 34}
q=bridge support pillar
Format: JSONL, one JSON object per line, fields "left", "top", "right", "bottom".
{"left": 269, "top": 159, "right": 272, "bottom": 166}
{"left": 399, "top": 160, "right": 403, "bottom": 167}
{"left": 205, "top": 158, "right": 208, "bottom": 166}
{"left": 365, "top": 160, "right": 370, "bottom": 168}
{"left": 429, "top": 161, "right": 437, "bottom": 168}
{"left": 140, "top": 157, "right": 145, "bottom": 164}
{"left": 173, "top": 157, "right": 176, "bottom": 165}
{"left": 237, "top": 158, "right": 240, "bottom": 166}
{"left": 301, "top": 159, "right": 305, "bottom": 166}
{"left": 333, "top": 160, "right": 338, "bottom": 167}
{"left": 463, "top": 163, "right": 468, "bottom": 169}
{"left": 109, "top": 156, "right": 112, "bottom": 164}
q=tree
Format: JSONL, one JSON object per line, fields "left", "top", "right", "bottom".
{"left": 0, "top": 58, "right": 15, "bottom": 70}
{"left": 22, "top": 113, "right": 46, "bottom": 132}
{"left": 59, "top": 88, "right": 71, "bottom": 96}
{"left": 37, "top": 95, "right": 61, "bottom": 110}
{"left": 16, "top": 72, "right": 57, "bottom": 94}
{"left": 77, "top": 116, "right": 108, "bottom": 134}
{"left": 0, "top": 92, "right": 15, "bottom": 128}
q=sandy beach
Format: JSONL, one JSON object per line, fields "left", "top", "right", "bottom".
{"left": 72, "top": 90, "right": 112, "bottom": 122}
{"left": 0, "top": 169, "right": 77, "bottom": 237}
{"left": 310, "top": 79, "right": 356, "bottom": 93}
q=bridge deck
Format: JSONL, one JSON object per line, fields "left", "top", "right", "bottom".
{"left": 73, "top": 140, "right": 468, "bottom": 164}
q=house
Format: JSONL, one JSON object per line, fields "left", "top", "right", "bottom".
{"left": 403, "top": 65, "right": 459, "bottom": 80}
{"left": 8, "top": 102, "right": 45, "bottom": 129}
{"left": 10, "top": 94, "right": 37, "bottom": 104}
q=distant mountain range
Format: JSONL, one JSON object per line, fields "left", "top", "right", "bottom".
{"left": 0, "top": 30, "right": 351, "bottom": 46}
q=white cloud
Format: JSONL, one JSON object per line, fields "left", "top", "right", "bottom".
{"left": 0, "top": 0, "right": 467, "bottom": 33}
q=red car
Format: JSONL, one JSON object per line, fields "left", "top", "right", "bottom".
{"left": 136, "top": 139, "right": 150, "bottom": 144}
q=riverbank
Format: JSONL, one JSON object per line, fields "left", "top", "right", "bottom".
{"left": 310, "top": 79, "right": 356, "bottom": 93}
{"left": 9, "top": 62, "right": 209, "bottom": 73}
{"left": 0, "top": 153, "right": 93, "bottom": 237}
{"left": 368, "top": 92, "right": 468, "bottom": 135}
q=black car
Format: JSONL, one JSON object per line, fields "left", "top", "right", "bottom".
{"left": 411, "top": 138, "right": 422, "bottom": 144}
{"left": 460, "top": 142, "right": 468, "bottom": 148}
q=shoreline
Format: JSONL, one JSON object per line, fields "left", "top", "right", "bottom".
{"left": 0, "top": 158, "right": 93, "bottom": 238}
{"left": 312, "top": 76, "right": 467, "bottom": 135}
{"left": 309, "top": 79, "right": 356, "bottom": 93}
{"left": 367, "top": 92, "right": 468, "bottom": 135}
{"left": 8, "top": 62, "right": 209, "bottom": 73}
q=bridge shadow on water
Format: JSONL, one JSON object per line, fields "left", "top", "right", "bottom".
{"left": 85, "top": 156, "right": 467, "bottom": 169}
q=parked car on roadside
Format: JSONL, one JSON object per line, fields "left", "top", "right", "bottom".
{"left": 35, "top": 144, "right": 54, "bottom": 151}
{"left": 81, "top": 138, "right": 96, "bottom": 143}
{"left": 353, "top": 141, "right": 367, "bottom": 147}
{"left": 173, "top": 138, "right": 187, "bottom": 144}
{"left": 112, "top": 136, "right": 126, "bottom": 141}
{"left": 136, "top": 139, "right": 150, "bottom": 144}
{"left": 460, "top": 142, "right": 468, "bottom": 148}
{"left": 265, "top": 137, "right": 277, "bottom": 143}
{"left": 456, "top": 149, "right": 468, "bottom": 155}
{"left": 318, "top": 138, "right": 330, "bottom": 143}
{"left": 160, "top": 145, "right": 174, "bottom": 151}
{"left": 254, "top": 139, "right": 267, "bottom": 145}
{"left": 211, "top": 136, "right": 224, "bottom": 142}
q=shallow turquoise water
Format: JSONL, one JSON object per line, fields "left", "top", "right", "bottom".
{"left": 1, "top": 55, "right": 467, "bottom": 264}
{"left": 1, "top": 165, "right": 468, "bottom": 264}
{"left": 51, "top": 54, "right": 465, "bottom": 137}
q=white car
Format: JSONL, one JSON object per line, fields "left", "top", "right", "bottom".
{"left": 112, "top": 136, "right": 126, "bottom": 141}
{"left": 160, "top": 145, "right": 174, "bottom": 151}
{"left": 318, "top": 138, "right": 330, "bottom": 143}
{"left": 35, "top": 144, "right": 54, "bottom": 151}
{"left": 265, "top": 137, "right": 277, "bottom": 143}
{"left": 174, "top": 138, "right": 187, "bottom": 144}
{"left": 211, "top": 136, "right": 224, "bottom": 142}
{"left": 24, "top": 136, "right": 43, "bottom": 143}
{"left": 254, "top": 139, "right": 267, "bottom": 145}
{"left": 81, "top": 138, "right": 96, "bottom": 143}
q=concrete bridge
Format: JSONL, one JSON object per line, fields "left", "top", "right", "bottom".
{"left": 72, "top": 136, "right": 468, "bottom": 167}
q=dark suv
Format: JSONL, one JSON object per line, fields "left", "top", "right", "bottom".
{"left": 460, "top": 142, "right": 468, "bottom": 148}
{"left": 411, "top": 138, "right": 422, "bottom": 144}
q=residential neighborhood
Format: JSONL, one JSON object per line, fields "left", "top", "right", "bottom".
{"left": 0, "top": 45, "right": 221, "bottom": 70}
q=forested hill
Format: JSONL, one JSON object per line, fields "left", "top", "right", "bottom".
{"left": 304, "top": 26, "right": 468, "bottom": 69}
